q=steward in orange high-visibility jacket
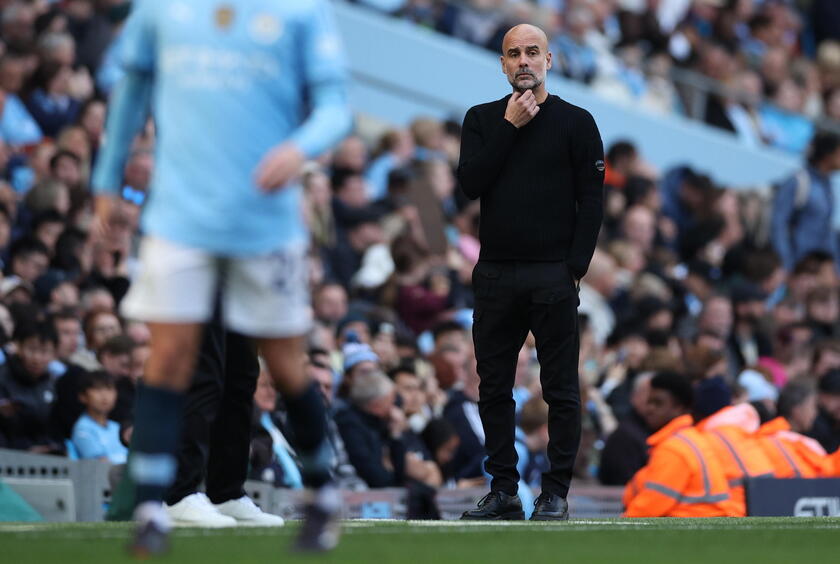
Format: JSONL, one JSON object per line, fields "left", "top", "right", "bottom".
{"left": 623, "top": 414, "right": 739, "bottom": 517}
{"left": 756, "top": 380, "right": 833, "bottom": 477}
{"left": 623, "top": 373, "right": 738, "bottom": 517}
{"left": 695, "top": 403, "right": 776, "bottom": 516}
{"left": 758, "top": 416, "right": 831, "bottom": 477}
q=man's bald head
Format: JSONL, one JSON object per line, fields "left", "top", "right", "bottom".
{"left": 500, "top": 24, "right": 552, "bottom": 95}
{"left": 502, "top": 24, "right": 549, "bottom": 55}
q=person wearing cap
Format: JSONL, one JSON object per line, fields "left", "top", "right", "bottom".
{"left": 808, "top": 369, "right": 840, "bottom": 453}
{"left": 623, "top": 372, "right": 737, "bottom": 517}
{"left": 757, "top": 381, "right": 832, "bottom": 478}
{"left": 337, "top": 337, "right": 380, "bottom": 399}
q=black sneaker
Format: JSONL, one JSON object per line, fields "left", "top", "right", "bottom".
{"left": 530, "top": 492, "right": 569, "bottom": 521}
{"left": 293, "top": 487, "right": 341, "bottom": 553}
{"left": 460, "top": 491, "right": 525, "bottom": 520}
{"left": 128, "top": 519, "right": 170, "bottom": 558}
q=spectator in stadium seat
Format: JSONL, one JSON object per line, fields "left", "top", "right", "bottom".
{"left": 332, "top": 135, "right": 368, "bottom": 173}
{"left": 808, "top": 369, "right": 840, "bottom": 453}
{"left": 23, "top": 60, "right": 81, "bottom": 138}
{"left": 759, "top": 79, "right": 815, "bottom": 154}
{"left": 0, "top": 53, "right": 44, "bottom": 147}
{"left": 0, "top": 320, "right": 60, "bottom": 453}
{"left": 551, "top": 5, "right": 598, "bottom": 84}
{"left": 391, "top": 363, "right": 430, "bottom": 434}
{"left": 727, "top": 282, "right": 772, "bottom": 373}
{"left": 71, "top": 370, "right": 127, "bottom": 464}
{"left": 313, "top": 283, "right": 349, "bottom": 330}
{"left": 624, "top": 372, "right": 738, "bottom": 518}
{"left": 334, "top": 370, "right": 432, "bottom": 487}
{"left": 771, "top": 132, "right": 840, "bottom": 272}
{"left": 365, "top": 129, "right": 415, "bottom": 201}
{"left": 516, "top": 396, "right": 551, "bottom": 491}
{"left": 338, "top": 337, "right": 380, "bottom": 399}
{"left": 325, "top": 211, "right": 384, "bottom": 289}
{"left": 306, "top": 355, "right": 365, "bottom": 489}
{"left": 804, "top": 286, "right": 840, "bottom": 340}
{"left": 442, "top": 360, "right": 485, "bottom": 482}
{"left": 98, "top": 335, "right": 136, "bottom": 429}
{"left": 758, "top": 381, "right": 831, "bottom": 478}
{"left": 578, "top": 249, "right": 620, "bottom": 346}
{"left": 599, "top": 372, "right": 652, "bottom": 486}
{"left": 49, "top": 308, "right": 89, "bottom": 437}
{"left": 8, "top": 237, "right": 50, "bottom": 285}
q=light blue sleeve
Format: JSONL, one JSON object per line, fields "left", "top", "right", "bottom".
{"left": 91, "top": 2, "right": 157, "bottom": 195}
{"left": 119, "top": 0, "right": 157, "bottom": 73}
{"left": 770, "top": 175, "right": 797, "bottom": 271}
{"left": 288, "top": 0, "right": 353, "bottom": 158}
{"left": 72, "top": 420, "right": 107, "bottom": 459}
{"left": 90, "top": 71, "right": 154, "bottom": 195}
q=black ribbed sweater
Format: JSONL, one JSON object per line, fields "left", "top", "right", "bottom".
{"left": 457, "top": 93, "right": 605, "bottom": 279}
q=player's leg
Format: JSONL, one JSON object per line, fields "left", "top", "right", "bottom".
{"left": 225, "top": 243, "right": 338, "bottom": 551}
{"left": 258, "top": 335, "right": 338, "bottom": 550}
{"left": 164, "top": 310, "right": 237, "bottom": 528}
{"left": 257, "top": 335, "right": 330, "bottom": 483}
{"left": 120, "top": 236, "right": 217, "bottom": 554}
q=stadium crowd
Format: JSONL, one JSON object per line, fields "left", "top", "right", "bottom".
{"left": 356, "top": 0, "right": 840, "bottom": 154}
{"left": 0, "top": 0, "right": 838, "bottom": 519}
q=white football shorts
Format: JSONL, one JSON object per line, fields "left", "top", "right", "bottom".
{"left": 121, "top": 236, "right": 312, "bottom": 338}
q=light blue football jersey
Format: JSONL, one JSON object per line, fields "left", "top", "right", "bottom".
{"left": 92, "top": 0, "right": 352, "bottom": 254}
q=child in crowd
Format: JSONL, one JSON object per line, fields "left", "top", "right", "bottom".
{"left": 71, "top": 371, "right": 128, "bottom": 464}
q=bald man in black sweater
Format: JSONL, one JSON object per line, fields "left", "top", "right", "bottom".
{"left": 458, "top": 24, "right": 604, "bottom": 521}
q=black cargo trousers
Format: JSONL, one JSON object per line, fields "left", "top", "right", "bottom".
{"left": 164, "top": 312, "right": 261, "bottom": 506}
{"left": 471, "top": 259, "right": 581, "bottom": 498}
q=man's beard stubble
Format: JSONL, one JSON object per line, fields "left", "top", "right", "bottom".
{"left": 509, "top": 70, "right": 542, "bottom": 93}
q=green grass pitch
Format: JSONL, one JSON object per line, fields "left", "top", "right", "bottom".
{"left": 1, "top": 518, "right": 838, "bottom": 563}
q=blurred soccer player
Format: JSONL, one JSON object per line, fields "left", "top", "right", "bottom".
{"left": 92, "top": 0, "right": 351, "bottom": 555}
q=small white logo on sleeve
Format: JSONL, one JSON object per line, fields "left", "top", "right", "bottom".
{"left": 595, "top": 160, "right": 606, "bottom": 172}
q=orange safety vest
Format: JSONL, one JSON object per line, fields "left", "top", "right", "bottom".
{"left": 623, "top": 415, "right": 738, "bottom": 517}
{"left": 696, "top": 406, "right": 776, "bottom": 516}
{"left": 756, "top": 417, "right": 832, "bottom": 478}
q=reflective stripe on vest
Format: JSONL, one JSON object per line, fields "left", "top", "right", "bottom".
{"left": 711, "top": 430, "right": 749, "bottom": 476}
{"left": 646, "top": 433, "right": 730, "bottom": 505}
{"left": 771, "top": 438, "right": 802, "bottom": 478}
{"left": 643, "top": 481, "right": 730, "bottom": 504}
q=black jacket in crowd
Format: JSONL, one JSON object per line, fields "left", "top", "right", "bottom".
{"left": 0, "top": 356, "right": 59, "bottom": 451}
{"left": 333, "top": 403, "right": 407, "bottom": 488}
{"left": 598, "top": 409, "right": 651, "bottom": 486}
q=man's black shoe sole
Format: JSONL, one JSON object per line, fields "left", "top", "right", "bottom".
{"left": 460, "top": 510, "right": 525, "bottom": 521}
